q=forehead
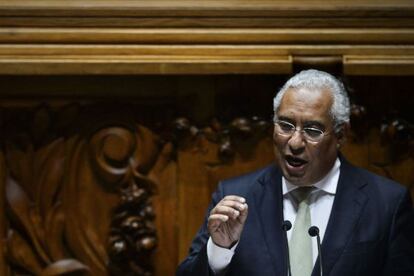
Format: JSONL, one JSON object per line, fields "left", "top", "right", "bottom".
{"left": 277, "top": 87, "right": 333, "bottom": 121}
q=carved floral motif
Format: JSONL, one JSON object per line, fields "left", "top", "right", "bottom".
{"left": 169, "top": 116, "right": 272, "bottom": 161}
{"left": 5, "top": 133, "right": 90, "bottom": 275}
{"left": 2, "top": 106, "right": 167, "bottom": 276}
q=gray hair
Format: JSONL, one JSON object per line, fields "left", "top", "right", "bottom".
{"left": 273, "top": 69, "right": 350, "bottom": 132}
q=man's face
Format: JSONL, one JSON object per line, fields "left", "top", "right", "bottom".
{"left": 273, "top": 87, "right": 341, "bottom": 186}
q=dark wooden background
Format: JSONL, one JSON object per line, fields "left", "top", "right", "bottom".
{"left": 0, "top": 1, "right": 413, "bottom": 275}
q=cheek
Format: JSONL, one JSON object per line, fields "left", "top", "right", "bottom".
{"left": 310, "top": 140, "right": 338, "bottom": 166}
{"left": 307, "top": 142, "right": 331, "bottom": 163}
{"left": 272, "top": 133, "right": 286, "bottom": 161}
{"left": 323, "top": 137, "right": 339, "bottom": 153}
{"left": 273, "top": 131, "right": 287, "bottom": 148}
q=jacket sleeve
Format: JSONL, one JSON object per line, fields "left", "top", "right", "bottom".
{"left": 382, "top": 189, "right": 414, "bottom": 276}
{"left": 176, "top": 183, "right": 225, "bottom": 276}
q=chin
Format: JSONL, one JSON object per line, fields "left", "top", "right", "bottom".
{"left": 284, "top": 174, "right": 307, "bottom": 186}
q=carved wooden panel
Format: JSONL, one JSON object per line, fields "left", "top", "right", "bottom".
{"left": 1, "top": 105, "right": 170, "bottom": 275}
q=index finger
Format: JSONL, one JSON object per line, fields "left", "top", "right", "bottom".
{"left": 222, "top": 195, "right": 246, "bottom": 203}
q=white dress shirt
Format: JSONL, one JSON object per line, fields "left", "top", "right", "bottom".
{"left": 207, "top": 158, "right": 341, "bottom": 273}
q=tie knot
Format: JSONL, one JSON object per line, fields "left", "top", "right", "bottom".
{"left": 291, "top": 186, "right": 314, "bottom": 204}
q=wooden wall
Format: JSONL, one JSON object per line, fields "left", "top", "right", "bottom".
{"left": 0, "top": 1, "right": 413, "bottom": 275}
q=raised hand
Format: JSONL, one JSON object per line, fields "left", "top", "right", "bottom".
{"left": 207, "top": 195, "right": 248, "bottom": 248}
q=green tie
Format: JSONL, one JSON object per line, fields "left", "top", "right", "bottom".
{"left": 289, "top": 187, "right": 314, "bottom": 276}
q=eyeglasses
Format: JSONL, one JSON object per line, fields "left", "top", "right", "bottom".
{"left": 274, "top": 120, "right": 332, "bottom": 143}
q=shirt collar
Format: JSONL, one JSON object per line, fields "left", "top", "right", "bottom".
{"left": 282, "top": 158, "right": 341, "bottom": 196}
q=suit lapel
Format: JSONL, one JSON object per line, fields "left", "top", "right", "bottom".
{"left": 313, "top": 159, "right": 368, "bottom": 276}
{"left": 252, "top": 166, "right": 287, "bottom": 276}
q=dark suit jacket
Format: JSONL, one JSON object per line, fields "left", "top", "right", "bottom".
{"left": 177, "top": 158, "right": 414, "bottom": 276}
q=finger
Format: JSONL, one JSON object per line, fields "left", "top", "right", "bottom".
{"left": 211, "top": 205, "right": 241, "bottom": 220}
{"left": 238, "top": 203, "right": 248, "bottom": 224}
{"left": 208, "top": 214, "right": 229, "bottom": 231}
{"left": 218, "top": 199, "right": 248, "bottom": 212}
{"left": 222, "top": 195, "right": 246, "bottom": 204}
{"left": 208, "top": 213, "right": 229, "bottom": 223}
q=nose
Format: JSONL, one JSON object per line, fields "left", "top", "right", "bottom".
{"left": 287, "top": 130, "right": 305, "bottom": 153}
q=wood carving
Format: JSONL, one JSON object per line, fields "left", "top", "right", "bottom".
{"left": 374, "top": 116, "right": 414, "bottom": 195}
{"left": 2, "top": 105, "right": 168, "bottom": 275}
{"left": 98, "top": 127, "right": 159, "bottom": 276}
{"left": 380, "top": 117, "right": 414, "bottom": 161}
{"left": 169, "top": 116, "right": 272, "bottom": 162}
{"left": 5, "top": 134, "right": 90, "bottom": 275}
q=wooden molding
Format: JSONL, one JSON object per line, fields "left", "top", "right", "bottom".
{"left": 1, "top": 28, "right": 414, "bottom": 44}
{"left": 3, "top": 45, "right": 414, "bottom": 75}
{"left": 0, "top": 1, "right": 413, "bottom": 19}
{"left": 344, "top": 55, "right": 414, "bottom": 75}
{"left": 0, "top": 1, "right": 413, "bottom": 30}
{"left": 0, "top": 0, "right": 413, "bottom": 75}
{"left": 0, "top": 54, "right": 292, "bottom": 75}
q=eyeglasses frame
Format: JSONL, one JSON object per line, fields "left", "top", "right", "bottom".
{"left": 274, "top": 120, "right": 334, "bottom": 143}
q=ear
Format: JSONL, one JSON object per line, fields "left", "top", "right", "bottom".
{"left": 335, "top": 123, "right": 350, "bottom": 148}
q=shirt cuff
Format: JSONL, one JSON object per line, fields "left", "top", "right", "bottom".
{"left": 207, "top": 237, "right": 238, "bottom": 274}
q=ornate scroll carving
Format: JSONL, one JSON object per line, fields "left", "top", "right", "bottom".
{"left": 93, "top": 127, "right": 159, "bottom": 275}
{"left": 2, "top": 105, "right": 167, "bottom": 275}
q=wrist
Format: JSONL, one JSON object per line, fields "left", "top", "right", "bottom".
{"left": 212, "top": 239, "right": 238, "bottom": 249}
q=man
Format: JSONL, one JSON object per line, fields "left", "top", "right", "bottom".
{"left": 177, "top": 69, "right": 414, "bottom": 276}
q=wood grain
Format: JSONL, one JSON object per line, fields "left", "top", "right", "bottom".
{"left": 0, "top": 1, "right": 413, "bottom": 75}
{"left": 0, "top": 0, "right": 413, "bottom": 18}
{"left": 0, "top": 55, "right": 292, "bottom": 75}
{"left": 344, "top": 55, "right": 414, "bottom": 75}
{"left": 1, "top": 28, "right": 413, "bottom": 44}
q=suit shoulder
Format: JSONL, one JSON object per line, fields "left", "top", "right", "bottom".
{"left": 219, "top": 164, "right": 277, "bottom": 194}
{"left": 353, "top": 166, "right": 408, "bottom": 196}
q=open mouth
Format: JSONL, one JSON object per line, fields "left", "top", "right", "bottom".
{"left": 285, "top": 155, "right": 308, "bottom": 167}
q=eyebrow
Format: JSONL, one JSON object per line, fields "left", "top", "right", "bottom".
{"left": 277, "top": 116, "right": 325, "bottom": 129}
{"left": 303, "top": 121, "right": 325, "bottom": 129}
{"left": 277, "top": 116, "right": 294, "bottom": 123}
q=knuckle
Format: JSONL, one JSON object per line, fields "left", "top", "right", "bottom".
{"left": 210, "top": 207, "right": 218, "bottom": 215}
